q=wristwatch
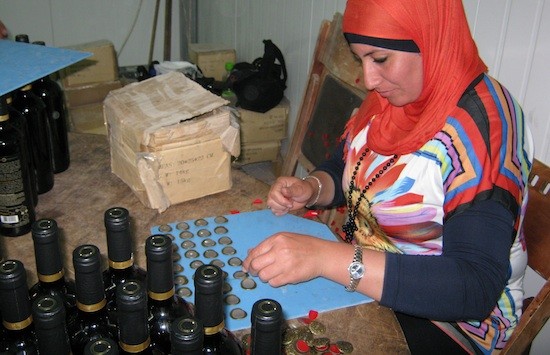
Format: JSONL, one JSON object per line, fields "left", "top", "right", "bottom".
{"left": 345, "top": 245, "right": 365, "bottom": 292}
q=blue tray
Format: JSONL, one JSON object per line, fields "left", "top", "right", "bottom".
{"left": 151, "top": 209, "right": 372, "bottom": 331}
{"left": 0, "top": 40, "right": 90, "bottom": 96}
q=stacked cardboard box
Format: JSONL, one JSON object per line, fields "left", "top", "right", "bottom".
{"left": 104, "top": 72, "right": 240, "bottom": 212}
{"left": 235, "top": 98, "right": 289, "bottom": 165}
{"left": 188, "top": 43, "right": 236, "bottom": 81}
{"left": 61, "top": 39, "right": 121, "bottom": 135}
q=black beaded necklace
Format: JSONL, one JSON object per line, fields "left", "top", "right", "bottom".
{"left": 342, "top": 147, "right": 398, "bottom": 243}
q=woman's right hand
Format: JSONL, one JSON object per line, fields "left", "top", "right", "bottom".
{"left": 266, "top": 176, "right": 315, "bottom": 216}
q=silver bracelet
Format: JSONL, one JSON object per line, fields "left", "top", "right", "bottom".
{"left": 303, "top": 175, "right": 322, "bottom": 208}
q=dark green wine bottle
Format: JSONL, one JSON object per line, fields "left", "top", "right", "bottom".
{"left": 194, "top": 264, "right": 243, "bottom": 355}
{"left": 32, "top": 294, "right": 71, "bottom": 355}
{"left": 170, "top": 317, "right": 204, "bottom": 355}
{"left": 0, "top": 260, "right": 38, "bottom": 354}
{"left": 0, "top": 96, "right": 35, "bottom": 237}
{"left": 250, "top": 299, "right": 284, "bottom": 355}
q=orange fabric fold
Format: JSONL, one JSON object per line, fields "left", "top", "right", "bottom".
{"left": 342, "top": 0, "right": 487, "bottom": 155}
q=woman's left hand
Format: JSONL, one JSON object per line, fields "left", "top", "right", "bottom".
{"left": 242, "top": 232, "right": 331, "bottom": 287}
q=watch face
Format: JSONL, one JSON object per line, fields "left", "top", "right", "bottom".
{"left": 349, "top": 261, "right": 365, "bottom": 279}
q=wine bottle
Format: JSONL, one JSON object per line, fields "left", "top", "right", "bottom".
{"left": 32, "top": 294, "right": 71, "bottom": 355}
{"left": 12, "top": 83, "right": 55, "bottom": 194}
{"left": 5, "top": 93, "right": 38, "bottom": 207}
{"left": 103, "top": 207, "right": 147, "bottom": 325}
{"left": 29, "top": 218, "right": 77, "bottom": 313}
{"left": 0, "top": 95, "right": 36, "bottom": 237}
{"left": 117, "top": 280, "right": 161, "bottom": 354}
{"left": 145, "top": 234, "right": 192, "bottom": 354}
{"left": 250, "top": 299, "right": 284, "bottom": 355}
{"left": 84, "top": 337, "right": 120, "bottom": 355}
{"left": 170, "top": 316, "right": 204, "bottom": 355}
{"left": 194, "top": 264, "right": 243, "bottom": 355}
{"left": 31, "top": 41, "right": 70, "bottom": 173}
{"left": 68, "top": 244, "right": 118, "bottom": 354}
{"left": 0, "top": 259, "right": 38, "bottom": 354}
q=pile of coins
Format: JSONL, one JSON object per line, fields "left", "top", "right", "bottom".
{"left": 241, "top": 310, "right": 355, "bottom": 354}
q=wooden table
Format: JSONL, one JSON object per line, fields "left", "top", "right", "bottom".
{"left": 0, "top": 132, "right": 409, "bottom": 354}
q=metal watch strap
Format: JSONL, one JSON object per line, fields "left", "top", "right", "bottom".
{"left": 345, "top": 245, "right": 364, "bottom": 292}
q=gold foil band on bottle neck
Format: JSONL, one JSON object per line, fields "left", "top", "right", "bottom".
{"left": 148, "top": 287, "right": 175, "bottom": 301}
{"left": 120, "top": 337, "right": 151, "bottom": 353}
{"left": 0, "top": 114, "right": 8, "bottom": 122}
{"left": 37, "top": 269, "right": 64, "bottom": 283}
{"left": 204, "top": 320, "right": 225, "bottom": 335}
{"left": 108, "top": 258, "right": 134, "bottom": 269}
{"left": 3, "top": 315, "right": 33, "bottom": 330}
{"left": 76, "top": 298, "right": 107, "bottom": 312}
{"left": 21, "top": 84, "right": 32, "bottom": 91}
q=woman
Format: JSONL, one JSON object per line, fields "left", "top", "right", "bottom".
{"left": 242, "top": 0, "right": 533, "bottom": 353}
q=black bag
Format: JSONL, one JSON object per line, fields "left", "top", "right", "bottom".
{"left": 229, "top": 39, "right": 287, "bottom": 113}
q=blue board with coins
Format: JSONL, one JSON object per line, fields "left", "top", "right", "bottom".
{"left": 150, "top": 209, "right": 372, "bottom": 331}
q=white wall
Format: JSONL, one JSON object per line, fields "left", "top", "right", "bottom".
{"left": 1, "top": 0, "right": 548, "bottom": 352}
{"left": 0, "top": 0, "right": 182, "bottom": 66}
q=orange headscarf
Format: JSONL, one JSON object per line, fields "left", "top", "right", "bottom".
{"left": 342, "top": 0, "right": 487, "bottom": 155}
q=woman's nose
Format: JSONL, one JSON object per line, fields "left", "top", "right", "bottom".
{"left": 362, "top": 62, "right": 380, "bottom": 91}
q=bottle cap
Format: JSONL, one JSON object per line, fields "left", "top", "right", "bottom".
{"left": 32, "top": 219, "right": 64, "bottom": 279}
{"left": 32, "top": 295, "right": 66, "bottom": 330}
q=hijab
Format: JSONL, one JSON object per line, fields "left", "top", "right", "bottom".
{"left": 342, "top": 0, "right": 487, "bottom": 155}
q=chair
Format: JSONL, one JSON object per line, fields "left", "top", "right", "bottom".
{"left": 501, "top": 159, "right": 550, "bottom": 354}
{"left": 281, "top": 13, "right": 366, "bottom": 229}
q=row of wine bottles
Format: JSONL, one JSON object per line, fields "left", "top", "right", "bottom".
{"left": 0, "top": 33, "right": 71, "bottom": 238}
{"left": 0, "top": 207, "right": 285, "bottom": 354}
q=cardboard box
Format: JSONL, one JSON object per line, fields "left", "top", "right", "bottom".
{"left": 62, "top": 40, "right": 119, "bottom": 87}
{"left": 104, "top": 72, "right": 239, "bottom": 212}
{"left": 237, "top": 141, "right": 281, "bottom": 165}
{"left": 68, "top": 102, "right": 107, "bottom": 135}
{"left": 238, "top": 98, "right": 289, "bottom": 143}
{"left": 64, "top": 80, "right": 122, "bottom": 108}
{"left": 189, "top": 43, "right": 236, "bottom": 81}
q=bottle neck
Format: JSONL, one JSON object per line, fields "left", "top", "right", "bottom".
{"left": 37, "top": 269, "right": 65, "bottom": 283}
{"left": 76, "top": 298, "right": 107, "bottom": 313}
{"left": 204, "top": 320, "right": 225, "bottom": 336}
{"left": 3, "top": 315, "right": 33, "bottom": 332}
{"left": 147, "top": 287, "right": 175, "bottom": 303}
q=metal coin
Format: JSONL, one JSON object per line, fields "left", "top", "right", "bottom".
{"left": 181, "top": 240, "right": 196, "bottom": 249}
{"left": 176, "top": 222, "right": 189, "bottom": 230}
{"left": 201, "top": 238, "right": 216, "bottom": 247}
{"left": 214, "top": 226, "right": 228, "bottom": 234}
{"left": 158, "top": 224, "right": 172, "bottom": 232}
{"left": 228, "top": 257, "right": 242, "bottom": 267}
{"left": 224, "top": 294, "right": 240, "bottom": 305}
{"left": 172, "top": 242, "right": 179, "bottom": 252}
{"left": 165, "top": 233, "right": 175, "bottom": 241}
{"left": 336, "top": 340, "right": 354, "bottom": 353}
{"left": 177, "top": 287, "right": 192, "bottom": 298}
{"left": 229, "top": 308, "right": 247, "bottom": 319}
{"left": 223, "top": 282, "right": 232, "bottom": 294}
{"left": 203, "top": 249, "right": 218, "bottom": 259}
{"left": 210, "top": 259, "right": 225, "bottom": 268}
{"left": 214, "top": 216, "right": 228, "bottom": 224}
{"left": 308, "top": 320, "right": 326, "bottom": 335}
{"left": 197, "top": 229, "right": 211, "bottom": 237}
{"left": 174, "top": 275, "right": 188, "bottom": 285}
{"left": 194, "top": 218, "right": 208, "bottom": 226}
{"left": 222, "top": 246, "right": 237, "bottom": 255}
{"left": 172, "top": 252, "right": 181, "bottom": 262}
{"left": 233, "top": 270, "right": 247, "bottom": 279}
{"left": 190, "top": 260, "right": 204, "bottom": 269}
{"left": 240, "top": 277, "right": 257, "bottom": 290}
{"left": 218, "top": 236, "right": 232, "bottom": 245}
{"left": 184, "top": 250, "right": 199, "bottom": 259}
{"left": 173, "top": 263, "right": 184, "bottom": 273}
{"left": 179, "top": 231, "right": 194, "bottom": 239}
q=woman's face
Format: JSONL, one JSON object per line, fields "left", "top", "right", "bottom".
{"left": 350, "top": 43, "right": 423, "bottom": 107}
